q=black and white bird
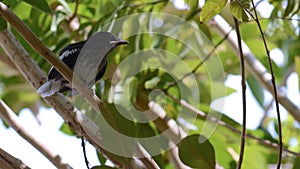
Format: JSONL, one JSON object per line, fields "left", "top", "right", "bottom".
{"left": 38, "top": 32, "right": 128, "bottom": 97}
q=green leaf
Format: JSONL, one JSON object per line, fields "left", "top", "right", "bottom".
{"left": 284, "top": 0, "right": 296, "bottom": 17}
{"left": 1, "top": 75, "right": 39, "bottom": 114}
{"left": 247, "top": 75, "right": 264, "bottom": 108}
{"left": 211, "top": 81, "right": 236, "bottom": 99}
{"left": 185, "top": 0, "right": 199, "bottom": 19}
{"left": 230, "top": 0, "right": 250, "bottom": 22}
{"left": 200, "top": 0, "right": 227, "bottom": 23}
{"left": 96, "top": 151, "right": 107, "bottom": 165}
{"left": 178, "top": 134, "right": 215, "bottom": 169}
{"left": 186, "top": 0, "right": 199, "bottom": 11}
{"left": 293, "top": 156, "right": 300, "bottom": 169}
{"left": 21, "top": 0, "right": 51, "bottom": 13}
{"left": 0, "top": 17, "right": 7, "bottom": 31}
{"left": 59, "top": 123, "right": 76, "bottom": 136}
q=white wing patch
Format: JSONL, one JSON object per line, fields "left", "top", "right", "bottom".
{"left": 47, "top": 48, "right": 81, "bottom": 76}
{"left": 59, "top": 48, "right": 81, "bottom": 60}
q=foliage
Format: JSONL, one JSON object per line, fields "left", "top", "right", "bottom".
{"left": 178, "top": 134, "right": 215, "bottom": 169}
{"left": 0, "top": 0, "right": 300, "bottom": 168}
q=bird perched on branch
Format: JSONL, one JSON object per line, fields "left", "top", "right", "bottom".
{"left": 38, "top": 32, "right": 128, "bottom": 97}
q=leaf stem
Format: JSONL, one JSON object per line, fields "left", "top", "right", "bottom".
{"left": 250, "top": 1, "right": 283, "bottom": 168}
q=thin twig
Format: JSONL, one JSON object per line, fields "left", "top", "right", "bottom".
{"left": 254, "top": 0, "right": 264, "bottom": 8}
{"left": 69, "top": 0, "right": 79, "bottom": 21}
{"left": 259, "top": 99, "right": 273, "bottom": 127}
{"left": 250, "top": 1, "right": 283, "bottom": 168}
{"left": 129, "top": 0, "right": 168, "bottom": 8}
{"left": 134, "top": 144, "right": 161, "bottom": 169}
{"left": 147, "top": 102, "right": 190, "bottom": 169}
{"left": 148, "top": 101, "right": 186, "bottom": 143}
{"left": 165, "top": 28, "right": 233, "bottom": 90}
{"left": 233, "top": 17, "right": 247, "bottom": 169}
{"left": 259, "top": 64, "right": 295, "bottom": 127}
{"left": 165, "top": 92, "right": 300, "bottom": 157}
{"left": 81, "top": 137, "right": 90, "bottom": 169}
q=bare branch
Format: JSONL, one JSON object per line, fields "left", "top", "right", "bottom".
{"left": 148, "top": 102, "right": 191, "bottom": 169}
{"left": 0, "top": 27, "right": 158, "bottom": 169}
{"left": 134, "top": 144, "right": 160, "bottom": 169}
{"left": 0, "top": 3, "right": 159, "bottom": 168}
{"left": 0, "top": 2, "right": 74, "bottom": 87}
{"left": 0, "top": 52, "right": 17, "bottom": 70}
{"left": 0, "top": 148, "right": 30, "bottom": 169}
{"left": 169, "top": 142, "right": 191, "bottom": 169}
{"left": 148, "top": 101, "right": 187, "bottom": 143}
{"left": 69, "top": 0, "right": 79, "bottom": 22}
{"left": 0, "top": 99, "right": 73, "bottom": 169}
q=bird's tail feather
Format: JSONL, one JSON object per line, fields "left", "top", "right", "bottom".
{"left": 37, "top": 79, "right": 61, "bottom": 97}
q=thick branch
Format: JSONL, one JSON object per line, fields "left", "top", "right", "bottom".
{"left": 0, "top": 3, "right": 158, "bottom": 168}
{"left": 0, "top": 28, "right": 113, "bottom": 167}
{"left": 0, "top": 99, "right": 73, "bottom": 169}
{"left": 0, "top": 27, "right": 156, "bottom": 169}
{"left": 0, "top": 52, "right": 17, "bottom": 70}
{"left": 0, "top": 2, "right": 102, "bottom": 111}
{"left": 0, "top": 2, "right": 73, "bottom": 85}
{"left": 0, "top": 148, "right": 30, "bottom": 169}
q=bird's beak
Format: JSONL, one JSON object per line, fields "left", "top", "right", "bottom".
{"left": 110, "top": 39, "right": 129, "bottom": 45}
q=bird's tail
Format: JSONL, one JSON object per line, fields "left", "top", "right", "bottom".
{"left": 37, "top": 79, "right": 61, "bottom": 97}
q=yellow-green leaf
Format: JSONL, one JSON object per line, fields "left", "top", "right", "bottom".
{"left": 21, "top": 0, "right": 51, "bottom": 13}
{"left": 200, "top": 0, "right": 227, "bottom": 23}
{"left": 230, "top": 0, "right": 250, "bottom": 22}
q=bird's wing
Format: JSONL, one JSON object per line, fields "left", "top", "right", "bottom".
{"left": 48, "top": 41, "right": 86, "bottom": 80}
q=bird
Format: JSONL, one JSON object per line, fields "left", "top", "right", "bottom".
{"left": 38, "top": 32, "right": 128, "bottom": 97}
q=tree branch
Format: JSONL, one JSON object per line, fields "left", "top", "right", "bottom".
{"left": 148, "top": 102, "right": 191, "bottom": 169}
{"left": 0, "top": 27, "right": 158, "bottom": 169}
{"left": 134, "top": 144, "right": 160, "bottom": 169}
{"left": 0, "top": 3, "right": 159, "bottom": 168}
{"left": 0, "top": 2, "right": 73, "bottom": 87}
{"left": 0, "top": 148, "right": 30, "bottom": 169}
{"left": 0, "top": 52, "right": 17, "bottom": 70}
{"left": 0, "top": 99, "right": 73, "bottom": 169}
